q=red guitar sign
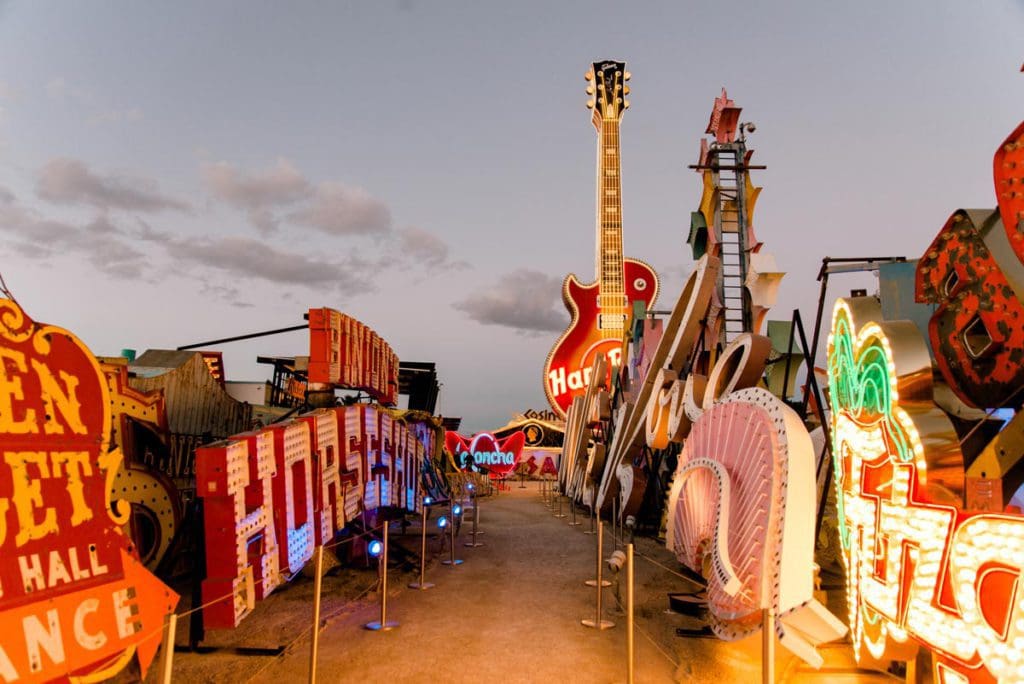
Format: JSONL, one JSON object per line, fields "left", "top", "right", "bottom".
{"left": 544, "top": 60, "right": 659, "bottom": 418}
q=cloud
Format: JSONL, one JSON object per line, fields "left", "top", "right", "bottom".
{"left": 201, "top": 158, "right": 310, "bottom": 209}
{"left": 201, "top": 158, "right": 311, "bottom": 234}
{"left": 199, "top": 158, "right": 394, "bottom": 239}
{"left": 453, "top": 269, "right": 567, "bottom": 334}
{"left": 289, "top": 181, "right": 392, "bottom": 237}
{"left": 198, "top": 281, "right": 254, "bottom": 309}
{"left": 137, "top": 226, "right": 377, "bottom": 294}
{"left": 0, "top": 189, "right": 148, "bottom": 279}
{"left": 397, "top": 226, "right": 465, "bottom": 271}
{"left": 36, "top": 158, "right": 190, "bottom": 213}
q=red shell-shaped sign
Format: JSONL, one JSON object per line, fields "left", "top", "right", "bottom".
{"left": 446, "top": 431, "right": 525, "bottom": 477}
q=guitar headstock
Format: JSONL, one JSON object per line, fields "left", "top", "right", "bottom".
{"left": 586, "top": 60, "right": 630, "bottom": 121}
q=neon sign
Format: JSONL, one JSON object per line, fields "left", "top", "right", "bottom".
{"left": 0, "top": 298, "right": 178, "bottom": 683}
{"left": 197, "top": 404, "right": 431, "bottom": 630}
{"left": 828, "top": 297, "right": 1024, "bottom": 683}
{"left": 658, "top": 335, "right": 846, "bottom": 667}
{"left": 445, "top": 432, "right": 524, "bottom": 477}
{"left": 307, "top": 307, "right": 399, "bottom": 406}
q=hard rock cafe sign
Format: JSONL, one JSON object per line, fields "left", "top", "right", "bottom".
{"left": 0, "top": 297, "right": 178, "bottom": 683}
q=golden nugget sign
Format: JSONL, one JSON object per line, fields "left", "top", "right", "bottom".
{"left": 829, "top": 297, "right": 1024, "bottom": 683}
{"left": 0, "top": 298, "right": 177, "bottom": 683}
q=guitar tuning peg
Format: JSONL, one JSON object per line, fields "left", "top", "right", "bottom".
{"left": 623, "top": 100, "right": 630, "bottom": 109}
{"left": 586, "top": 85, "right": 595, "bottom": 95}
{"left": 623, "top": 85, "right": 630, "bottom": 95}
{"left": 586, "top": 100, "right": 595, "bottom": 109}
{"left": 585, "top": 71, "right": 594, "bottom": 81}
{"left": 624, "top": 71, "right": 631, "bottom": 81}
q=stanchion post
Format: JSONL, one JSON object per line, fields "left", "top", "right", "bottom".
{"left": 308, "top": 546, "right": 324, "bottom": 683}
{"left": 568, "top": 494, "right": 581, "bottom": 526}
{"left": 159, "top": 612, "right": 177, "bottom": 684}
{"left": 465, "top": 490, "right": 484, "bottom": 548}
{"left": 581, "top": 521, "right": 614, "bottom": 629}
{"left": 365, "top": 522, "right": 398, "bottom": 631}
{"left": 762, "top": 607, "right": 774, "bottom": 684}
{"left": 441, "top": 499, "right": 463, "bottom": 566}
{"left": 585, "top": 503, "right": 595, "bottom": 535}
{"left": 612, "top": 497, "right": 619, "bottom": 549}
{"left": 409, "top": 496, "right": 434, "bottom": 590}
{"left": 554, "top": 487, "right": 567, "bottom": 519}
{"left": 626, "top": 543, "right": 635, "bottom": 684}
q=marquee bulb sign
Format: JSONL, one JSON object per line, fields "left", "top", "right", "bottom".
{"left": 828, "top": 297, "right": 1024, "bottom": 683}
{"left": 0, "top": 297, "right": 178, "bottom": 683}
{"left": 445, "top": 432, "right": 524, "bottom": 477}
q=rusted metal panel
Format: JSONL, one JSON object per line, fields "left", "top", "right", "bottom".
{"left": 129, "top": 350, "right": 252, "bottom": 438}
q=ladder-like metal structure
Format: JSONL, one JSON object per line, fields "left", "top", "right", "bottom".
{"left": 711, "top": 143, "right": 750, "bottom": 343}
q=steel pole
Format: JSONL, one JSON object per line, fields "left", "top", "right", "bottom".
{"left": 308, "top": 546, "right": 324, "bottom": 683}
{"left": 409, "top": 498, "right": 434, "bottom": 589}
{"left": 568, "top": 494, "right": 581, "bottom": 526}
{"left": 441, "top": 499, "right": 463, "bottom": 566}
{"left": 554, "top": 488, "right": 567, "bottom": 519}
{"left": 581, "top": 521, "right": 614, "bottom": 629}
{"left": 762, "top": 607, "right": 774, "bottom": 683}
{"left": 365, "top": 522, "right": 399, "bottom": 630}
{"left": 627, "top": 544, "right": 634, "bottom": 684}
{"left": 159, "top": 613, "right": 177, "bottom": 684}
{"left": 465, "top": 490, "right": 484, "bottom": 547}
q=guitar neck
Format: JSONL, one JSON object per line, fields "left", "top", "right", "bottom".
{"left": 595, "top": 115, "right": 626, "bottom": 335}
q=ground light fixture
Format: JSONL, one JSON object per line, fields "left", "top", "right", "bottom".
{"left": 437, "top": 516, "right": 449, "bottom": 528}
{"left": 364, "top": 521, "right": 398, "bottom": 632}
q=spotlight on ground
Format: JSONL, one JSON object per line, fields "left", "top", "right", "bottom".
{"left": 607, "top": 550, "right": 626, "bottom": 574}
{"left": 438, "top": 515, "right": 449, "bottom": 529}
{"left": 368, "top": 539, "right": 384, "bottom": 559}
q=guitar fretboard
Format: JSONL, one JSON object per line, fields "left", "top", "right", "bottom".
{"left": 595, "top": 114, "right": 626, "bottom": 338}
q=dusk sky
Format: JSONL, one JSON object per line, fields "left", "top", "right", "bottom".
{"left": 0, "top": 2, "right": 1020, "bottom": 433}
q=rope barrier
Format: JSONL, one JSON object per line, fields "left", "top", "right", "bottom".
{"left": 607, "top": 528, "right": 699, "bottom": 586}
{"left": 609, "top": 577, "right": 682, "bottom": 670}
{"left": 246, "top": 577, "right": 381, "bottom": 682}
{"left": 173, "top": 522, "right": 387, "bottom": 619}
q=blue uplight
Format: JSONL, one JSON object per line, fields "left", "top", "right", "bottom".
{"left": 438, "top": 516, "right": 449, "bottom": 529}
{"left": 424, "top": 496, "right": 433, "bottom": 505}
{"left": 467, "top": 483, "right": 475, "bottom": 492}
{"left": 453, "top": 503, "right": 462, "bottom": 516}
{"left": 368, "top": 539, "right": 383, "bottom": 558}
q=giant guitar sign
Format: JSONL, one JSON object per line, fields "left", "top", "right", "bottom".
{"left": 0, "top": 297, "right": 178, "bottom": 683}
{"left": 543, "top": 60, "right": 658, "bottom": 418}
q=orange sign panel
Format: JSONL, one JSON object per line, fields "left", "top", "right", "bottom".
{"left": 307, "top": 308, "right": 399, "bottom": 405}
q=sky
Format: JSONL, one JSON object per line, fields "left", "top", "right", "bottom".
{"left": 0, "top": 1, "right": 1020, "bottom": 433}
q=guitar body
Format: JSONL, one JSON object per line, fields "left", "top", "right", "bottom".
{"left": 544, "top": 258, "right": 658, "bottom": 417}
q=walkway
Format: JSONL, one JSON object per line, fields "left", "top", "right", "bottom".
{"left": 162, "top": 485, "right": 892, "bottom": 683}
{"left": 251, "top": 486, "right": 678, "bottom": 683}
